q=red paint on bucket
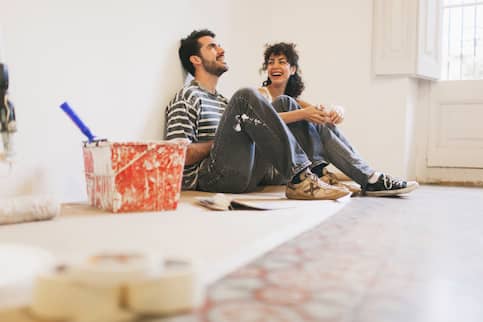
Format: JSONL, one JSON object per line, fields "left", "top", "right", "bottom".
{"left": 83, "top": 140, "right": 188, "bottom": 212}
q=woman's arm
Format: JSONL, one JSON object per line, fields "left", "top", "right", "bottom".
{"left": 275, "top": 98, "right": 327, "bottom": 124}
{"left": 295, "top": 99, "right": 312, "bottom": 109}
{"left": 278, "top": 106, "right": 328, "bottom": 124}
{"left": 294, "top": 99, "right": 345, "bottom": 125}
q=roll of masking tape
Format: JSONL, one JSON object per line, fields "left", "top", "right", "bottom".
{"left": 0, "top": 244, "right": 55, "bottom": 309}
{"left": 31, "top": 265, "right": 133, "bottom": 322}
{"left": 68, "top": 282, "right": 133, "bottom": 322}
{"left": 30, "top": 266, "right": 76, "bottom": 320}
{"left": 30, "top": 263, "right": 136, "bottom": 322}
{"left": 126, "top": 259, "right": 203, "bottom": 315}
{"left": 29, "top": 254, "right": 202, "bottom": 320}
{"left": 68, "top": 251, "right": 163, "bottom": 287}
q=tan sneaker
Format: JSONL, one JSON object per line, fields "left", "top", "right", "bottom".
{"left": 320, "top": 169, "right": 362, "bottom": 195}
{"left": 320, "top": 168, "right": 340, "bottom": 185}
{"left": 286, "top": 171, "right": 350, "bottom": 200}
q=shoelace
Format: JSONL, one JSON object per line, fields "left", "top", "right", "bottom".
{"left": 305, "top": 173, "right": 322, "bottom": 195}
{"left": 382, "top": 174, "right": 404, "bottom": 190}
{"left": 382, "top": 174, "right": 393, "bottom": 190}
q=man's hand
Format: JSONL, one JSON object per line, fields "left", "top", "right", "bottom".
{"left": 185, "top": 141, "right": 214, "bottom": 165}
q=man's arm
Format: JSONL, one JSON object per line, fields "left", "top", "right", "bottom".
{"left": 166, "top": 95, "right": 214, "bottom": 166}
{"left": 185, "top": 141, "right": 213, "bottom": 165}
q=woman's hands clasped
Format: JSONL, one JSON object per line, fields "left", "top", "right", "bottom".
{"left": 303, "top": 104, "right": 345, "bottom": 125}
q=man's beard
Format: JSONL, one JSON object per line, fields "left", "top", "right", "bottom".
{"left": 202, "top": 59, "right": 228, "bottom": 77}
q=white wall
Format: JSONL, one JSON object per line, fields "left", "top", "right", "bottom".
{"left": 1, "top": 0, "right": 420, "bottom": 202}
{"left": 0, "top": 0, "right": 233, "bottom": 200}
{"left": 229, "top": 0, "right": 418, "bottom": 177}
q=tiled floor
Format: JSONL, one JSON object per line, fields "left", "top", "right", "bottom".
{"left": 158, "top": 185, "right": 483, "bottom": 322}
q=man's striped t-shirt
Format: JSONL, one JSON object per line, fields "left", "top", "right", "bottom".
{"left": 165, "top": 80, "right": 228, "bottom": 190}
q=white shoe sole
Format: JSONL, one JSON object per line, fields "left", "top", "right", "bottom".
{"left": 286, "top": 189, "right": 350, "bottom": 200}
{"left": 364, "top": 182, "right": 419, "bottom": 197}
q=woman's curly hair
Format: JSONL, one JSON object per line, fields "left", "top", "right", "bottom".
{"left": 261, "top": 42, "right": 305, "bottom": 99}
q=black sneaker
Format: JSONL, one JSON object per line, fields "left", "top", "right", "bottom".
{"left": 364, "top": 173, "right": 419, "bottom": 197}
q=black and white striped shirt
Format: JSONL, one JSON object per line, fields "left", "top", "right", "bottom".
{"left": 165, "top": 80, "right": 228, "bottom": 190}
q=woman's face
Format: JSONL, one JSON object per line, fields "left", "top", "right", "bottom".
{"left": 266, "top": 54, "right": 296, "bottom": 87}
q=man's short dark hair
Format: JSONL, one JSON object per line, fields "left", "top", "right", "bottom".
{"left": 179, "top": 29, "right": 215, "bottom": 76}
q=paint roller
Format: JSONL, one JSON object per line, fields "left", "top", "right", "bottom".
{"left": 59, "top": 101, "right": 106, "bottom": 145}
{"left": 0, "top": 63, "right": 60, "bottom": 225}
{"left": 0, "top": 195, "right": 60, "bottom": 225}
{"left": 0, "top": 62, "right": 16, "bottom": 160}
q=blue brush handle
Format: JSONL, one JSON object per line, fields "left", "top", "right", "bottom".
{"left": 60, "top": 102, "right": 96, "bottom": 142}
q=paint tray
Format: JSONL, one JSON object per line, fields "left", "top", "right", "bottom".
{"left": 82, "top": 139, "right": 188, "bottom": 212}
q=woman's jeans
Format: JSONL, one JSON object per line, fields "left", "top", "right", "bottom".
{"left": 271, "top": 95, "right": 374, "bottom": 188}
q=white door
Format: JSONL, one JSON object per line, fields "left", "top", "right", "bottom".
{"left": 425, "top": 1, "right": 483, "bottom": 183}
{"left": 427, "top": 80, "right": 483, "bottom": 169}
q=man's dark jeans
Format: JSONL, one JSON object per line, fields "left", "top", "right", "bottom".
{"left": 197, "top": 88, "right": 310, "bottom": 193}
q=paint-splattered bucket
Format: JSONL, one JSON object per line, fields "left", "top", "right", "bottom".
{"left": 82, "top": 139, "right": 188, "bottom": 212}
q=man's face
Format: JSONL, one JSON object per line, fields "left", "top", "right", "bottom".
{"left": 196, "top": 36, "right": 228, "bottom": 76}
